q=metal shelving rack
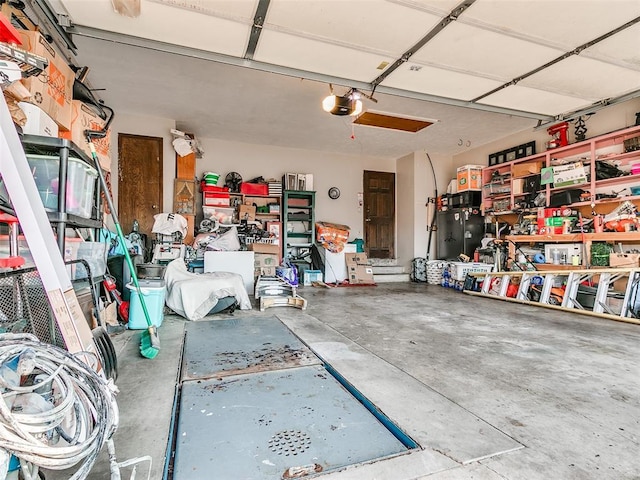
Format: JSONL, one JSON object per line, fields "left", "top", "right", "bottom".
{"left": 19, "top": 134, "right": 103, "bottom": 254}
{"left": 282, "top": 190, "right": 315, "bottom": 270}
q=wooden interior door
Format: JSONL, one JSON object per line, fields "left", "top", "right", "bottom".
{"left": 117, "top": 134, "right": 163, "bottom": 241}
{"left": 363, "top": 170, "right": 395, "bottom": 259}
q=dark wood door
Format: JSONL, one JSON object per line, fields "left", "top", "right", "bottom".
{"left": 363, "top": 170, "right": 395, "bottom": 259}
{"left": 117, "top": 134, "right": 163, "bottom": 239}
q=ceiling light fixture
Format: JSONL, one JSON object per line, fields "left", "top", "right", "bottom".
{"left": 322, "top": 85, "right": 364, "bottom": 116}
{"left": 322, "top": 93, "right": 363, "bottom": 116}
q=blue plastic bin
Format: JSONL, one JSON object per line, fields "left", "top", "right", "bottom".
{"left": 126, "top": 279, "right": 166, "bottom": 329}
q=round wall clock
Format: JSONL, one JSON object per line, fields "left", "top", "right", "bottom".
{"left": 328, "top": 187, "right": 341, "bottom": 199}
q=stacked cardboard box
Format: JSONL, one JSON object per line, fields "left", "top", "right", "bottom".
{"left": 248, "top": 243, "right": 280, "bottom": 277}
{"left": 345, "top": 253, "right": 375, "bottom": 285}
{"left": 59, "top": 100, "right": 111, "bottom": 170}
{"left": 537, "top": 207, "right": 576, "bottom": 235}
{"left": 16, "top": 30, "right": 74, "bottom": 132}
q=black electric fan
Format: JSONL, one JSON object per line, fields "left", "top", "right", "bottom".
{"left": 225, "top": 171, "right": 243, "bottom": 193}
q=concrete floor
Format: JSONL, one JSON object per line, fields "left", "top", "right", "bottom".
{"left": 51, "top": 283, "right": 640, "bottom": 479}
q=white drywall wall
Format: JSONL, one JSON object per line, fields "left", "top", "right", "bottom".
{"left": 453, "top": 98, "right": 640, "bottom": 171}
{"left": 196, "top": 137, "right": 395, "bottom": 241}
{"left": 397, "top": 151, "right": 452, "bottom": 269}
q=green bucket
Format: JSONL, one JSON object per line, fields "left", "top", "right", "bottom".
{"left": 204, "top": 172, "right": 220, "bottom": 185}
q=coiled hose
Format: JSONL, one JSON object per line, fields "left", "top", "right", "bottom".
{"left": 0, "top": 333, "right": 118, "bottom": 480}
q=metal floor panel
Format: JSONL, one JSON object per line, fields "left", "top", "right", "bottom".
{"left": 174, "top": 365, "right": 409, "bottom": 479}
{"left": 182, "top": 316, "right": 321, "bottom": 381}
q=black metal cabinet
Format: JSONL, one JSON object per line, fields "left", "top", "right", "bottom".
{"left": 436, "top": 208, "right": 484, "bottom": 260}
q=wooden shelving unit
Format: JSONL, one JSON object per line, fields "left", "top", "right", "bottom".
{"left": 482, "top": 124, "right": 640, "bottom": 216}
{"left": 505, "top": 232, "right": 640, "bottom": 267}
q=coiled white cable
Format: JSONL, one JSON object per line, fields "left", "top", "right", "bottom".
{"left": 0, "top": 333, "right": 118, "bottom": 480}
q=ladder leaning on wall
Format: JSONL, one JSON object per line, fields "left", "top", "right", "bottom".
{"left": 0, "top": 88, "right": 96, "bottom": 356}
{"left": 463, "top": 267, "right": 640, "bottom": 325}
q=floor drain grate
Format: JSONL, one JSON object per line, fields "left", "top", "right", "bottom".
{"left": 268, "top": 430, "right": 311, "bottom": 456}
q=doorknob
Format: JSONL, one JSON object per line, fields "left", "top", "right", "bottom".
{"left": 152, "top": 204, "right": 158, "bottom": 210}
{"left": 365, "top": 218, "right": 371, "bottom": 222}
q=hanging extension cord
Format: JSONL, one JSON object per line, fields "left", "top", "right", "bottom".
{"left": 0, "top": 334, "right": 150, "bottom": 480}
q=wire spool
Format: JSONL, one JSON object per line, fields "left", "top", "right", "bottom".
{"left": 0, "top": 333, "right": 118, "bottom": 478}
{"left": 92, "top": 327, "right": 118, "bottom": 381}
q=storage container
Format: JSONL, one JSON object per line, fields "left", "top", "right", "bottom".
{"left": 136, "top": 263, "right": 167, "bottom": 279}
{"left": 126, "top": 279, "right": 166, "bottom": 329}
{"left": 27, "top": 154, "right": 98, "bottom": 219}
{"left": 203, "top": 192, "right": 231, "bottom": 206}
{"left": 240, "top": 182, "right": 269, "bottom": 195}
{"left": 456, "top": 165, "right": 483, "bottom": 191}
{"left": 202, "top": 206, "right": 236, "bottom": 224}
{"left": 426, "top": 260, "right": 446, "bottom": 285}
{"left": 448, "top": 262, "right": 493, "bottom": 281}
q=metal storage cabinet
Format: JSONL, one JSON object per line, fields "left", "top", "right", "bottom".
{"left": 436, "top": 208, "right": 484, "bottom": 260}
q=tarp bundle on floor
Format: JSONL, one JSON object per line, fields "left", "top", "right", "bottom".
{"left": 164, "top": 259, "right": 251, "bottom": 320}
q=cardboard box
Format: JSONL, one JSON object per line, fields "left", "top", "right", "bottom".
{"left": 512, "top": 161, "right": 543, "bottom": 178}
{"left": 248, "top": 243, "right": 280, "bottom": 255}
{"left": 456, "top": 165, "right": 483, "bottom": 192}
{"left": 552, "top": 162, "right": 587, "bottom": 188}
{"left": 17, "top": 30, "right": 74, "bottom": 131}
{"left": 239, "top": 204, "right": 256, "bottom": 221}
{"left": 303, "top": 270, "right": 323, "bottom": 286}
{"left": 512, "top": 178, "right": 525, "bottom": 195}
{"left": 609, "top": 253, "right": 640, "bottom": 268}
{"left": 18, "top": 102, "right": 58, "bottom": 137}
{"left": 345, "top": 252, "right": 369, "bottom": 266}
{"left": 176, "top": 152, "right": 196, "bottom": 179}
{"left": 348, "top": 265, "right": 375, "bottom": 284}
{"left": 255, "top": 266, "right": 277, "bottom": 277}
{"left": 254, "top": 253, "right": 279, "bottom": 269}
{"left": 59, "top": 100, "right": 111, "bottom": 170}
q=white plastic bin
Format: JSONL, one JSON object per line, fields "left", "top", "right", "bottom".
{"left": 126, "top": 279, "right": 166, "bottom": 329}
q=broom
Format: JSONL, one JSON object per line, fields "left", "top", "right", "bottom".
{"left": 82, "top": 111, "right": 159, "bottom": 359}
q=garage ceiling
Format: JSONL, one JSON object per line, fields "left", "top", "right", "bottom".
{"left": 30, "top": 0, "right": 640, "bottom": 158}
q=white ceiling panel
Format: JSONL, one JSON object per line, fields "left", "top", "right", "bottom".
{"left": 254, "top": 30, "right": 395, "bottom": 83}
{"left": 520, "top": 56, "right": 640, "bottom": 100}
{"left": 41, "top": 0, "right": 640, "bottom": 159}
{"left": 399, "top": 0, "right": 465, "bottom": 14}
{"left": 265, "top": 0, "right": 443, "bottom": 57}
{"left": 410, "top": 22, "right": 563, "bottom": 81}
{"left": 478, "top": 86, "right": 593, "bottom": 116}
{"left": 382, "top": 63, "right": 503, "bottom": 101}
{"left": 146, "top": 0, "right": 257, "bottom": 21}
{"left": 462, "top": 0, "right": 640, "bottom": 50}
{"left": 582, "top": 22, "right": 640, "bottom": 69}
{"left": 59, "top": 0, "right": 252, "bottom": 57}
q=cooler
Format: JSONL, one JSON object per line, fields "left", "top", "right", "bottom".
{"left": 126, "top": 279, "right": 166, "bottom": 329}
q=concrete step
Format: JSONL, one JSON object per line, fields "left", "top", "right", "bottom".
{"left": 374, "top": 273, "right": 411, "bottom": 283}
{"left": 372, "top": 262, "right": 409, "bottom": 283}
{"left": 371, "top": 265, "right": 405, "bottom": 275}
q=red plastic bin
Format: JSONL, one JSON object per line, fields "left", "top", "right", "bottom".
{"left": 240, "top": 183, "right": 268, "bottom": 195}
